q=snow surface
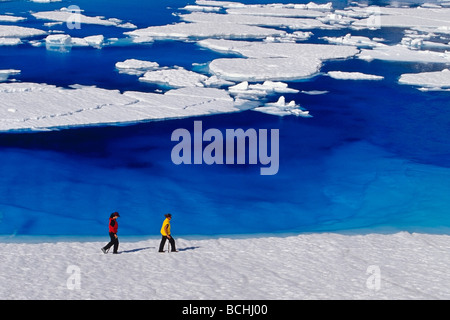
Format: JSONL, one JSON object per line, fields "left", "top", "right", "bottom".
{"left": 2, "top": 232, "right": 450, "bottom": 299}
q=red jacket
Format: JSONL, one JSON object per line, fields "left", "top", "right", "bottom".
{"left": 109, "top": 218, "right": 118, "bottom": 233}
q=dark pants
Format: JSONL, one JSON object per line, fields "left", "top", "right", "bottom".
{"left": 159, "top": 235, "right": 176, "bottom": 252}
{"left": 104, "top": 232, "right": 119, "bottom": 253}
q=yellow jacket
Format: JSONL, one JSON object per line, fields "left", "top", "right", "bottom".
{"left": 160, "top": 218, "right": 171, "bottom": 236}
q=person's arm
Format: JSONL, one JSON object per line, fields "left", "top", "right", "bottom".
{"left": 164, "top": 224, "right": 171, "bottom": 238}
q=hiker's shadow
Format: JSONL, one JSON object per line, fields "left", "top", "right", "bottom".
{"left": 122, "top": 247, "right": 154, "bottom": 254}
{"left": 178, "top": 246, "right": 200, "bottom": 252}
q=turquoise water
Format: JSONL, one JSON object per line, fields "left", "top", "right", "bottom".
{"left": 0, "top": 0, "right": 449, "bottom": 237}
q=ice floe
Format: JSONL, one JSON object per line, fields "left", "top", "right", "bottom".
{"left": 327, "top": 71, "right": 384, "bottom": 80}
{"left": 0, "top": 15, "right": 26, "bottom": 23}
{"left": 351, "top": 6, "right": 450, "bottom": 30}
{"left": 0, "top": 82, "right": 240, "bottom": 132}
{"left": 0, "top": 69, "right": 20, "bottom": 82}
{"left": 399, "top": 68, "right": 450, "bottom": 90}
{"left": 139, "top": 67, "right": 209, "bottom": 88}
{"left": 253, "top": 96, "right": 311, "bottom": 117}
{"left": 0, "top": 25, "right": 46, "bottom": 39}
{"left": 359, "top": 44, "right": 450, "bottom": 63}
{"left": 32, "top": 9, "right": 137, "bottom": 29}
{"left": 179, "top": 11, "right": 328, "bottom": 30}
{"left": 228, "top": 80, "right": 298, "bottom": 99}
{"left": 44, "top": 33, "right": 106, "bottom": 50}
{"left": 115, "top": 59, "right": 160, "bottom": 76}
{"left": 200, "top": 39, "right": 359, "bottom": 81}
{"left": 125, "top": 22, "right": 285, "bottom": 41}
{"left": 321, "top": 33, "right": 385, "bottom": 48}
{"left": 0, "top": 37, "right": 22, "bottom": 46}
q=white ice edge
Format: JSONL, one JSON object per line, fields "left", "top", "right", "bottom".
{"left": 31, "top": 9, "right": 137, "bottom": 29}
{"left": 327, "top": 71, "right": 384, "bottom": 80}
{"left": 0, "top": 83, "right": 241, "bottom": 132}
{"left": 399, "top": 68, "right": 450, "bottom": 88}
{"left": 2, "top": 231, "right": 450, "bottom": 299}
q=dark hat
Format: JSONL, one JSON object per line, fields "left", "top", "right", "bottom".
{"left": 112, "top": 211, "right": 120, "bottom": 217}
{"left": 165, "top": 213, "right": 172, "bottom": 218}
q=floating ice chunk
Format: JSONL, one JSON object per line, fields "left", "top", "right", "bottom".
{"left": 202, "top": 75, "right": 234, "bottom": 87}
{"left": 351, "top": 6, "right": 450, "bottom": 29}
{"left": 70, "top": 37, "right": 89, "bottom": 47}
{"left": 0, "top": 15, "right": 26, "bottom": 22}
{"left": 0, "top": 82, "right": 240, "bottom": 132}
{"left": 29, "top": 0, "right": 62, "bottom": 2}
{"left": 125, "top": 22, "right": 285, "bottom": 41}
{"left": 180, "top": 12, "right": 328, "bottom": 30}
{"left": 228, "top": 81, "right": 269, "bottom": 98}
{"left": 254, "top": 96, "right": 311, "bottom": 117}
{"left": 318, "top": 12, "right": 356, "bottom": 26}
{"left": 45, "top": 34, "right": 71, "bottom": 45}
{"left": 399, "top": 68, "right": 450, "bottom": 89}
{"left": 0, "top": 69, "right": 20, "bottom": 82}
{"left": 321, "top": 33, "right": 384, "bottom": 48}
{"left": 83, "top": 35, "right": 104, "bottom": 48}
{"left": 32, "top": 9, "right": 135, "bottom": 28}
{"left": 209, "top": 56, "right": 322, "bottom": 81}
{"left": 44, "top": 34, "right": 106, "bottom": 50}
{"left": 327, "top": 71, "right": 384, "bottom": 80}
{"left": 251, "top": 80, "right": 299, "bottom": 93}
{"left": 0, "top": 37, "right": 22, "bottom": 46}
{"left": 195, "top": 0, "right": 246, "bottom": 9}
{"left": 202, "top": 39, "right": 358, "bottom": 81}
{"left": 301, "top": 90, "right": 329, "bottom": 95}
{"left": 359, "top": 44, "right": 450, "bottom": 63}
{"left": 226, "top": 5, "right": 328, "bottom": 18}
{"left": 139, "top": 67, "right": 208, "bottom": 88}
{"left": 181, "top": 5, "right": 222, "bottom": 12}
{"left": 0, "top": 25, "right": 46, "bottom": 38}
{"left": 115, "top": 59, "right": 160, "bottom": 76}
{"left": 265, "top": 31, "right": 313, "bottom": 43}
{"left": 401, "top": 37, "right": 424, "bottom": 49}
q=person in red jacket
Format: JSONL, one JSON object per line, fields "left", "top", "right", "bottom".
{"left": 101, "top": 212, "right": 120, "bottom": 254}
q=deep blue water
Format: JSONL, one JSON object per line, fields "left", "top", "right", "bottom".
{"left": 0, "top": 0, "right": 449, "bottom": 237}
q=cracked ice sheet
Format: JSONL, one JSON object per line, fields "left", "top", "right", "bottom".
{"left": 199, "top": 39, "right": 359, "bottom": 81}
{"left": 0, "top": 83, "right": 238, "bottom": 132}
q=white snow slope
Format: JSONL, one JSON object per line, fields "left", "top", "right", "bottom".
{"left": 1, "top": 232, "right": 450, "bottom": 299}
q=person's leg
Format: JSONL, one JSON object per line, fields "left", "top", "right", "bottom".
{"left": 158, "top": 236, "right": 167, "bottom": 252}
{"left": 113, "top": 236, "right": 119, "bottom": 253}
{"left": 169, "top": 236, "right": 176, "bottom": 252}
{"left": 103, "top": 232, "right": 116, "bottom": 251}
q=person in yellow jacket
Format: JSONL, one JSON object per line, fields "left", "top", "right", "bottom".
{"left": 159, "top": 213, "right": 177, "bottom": 252}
